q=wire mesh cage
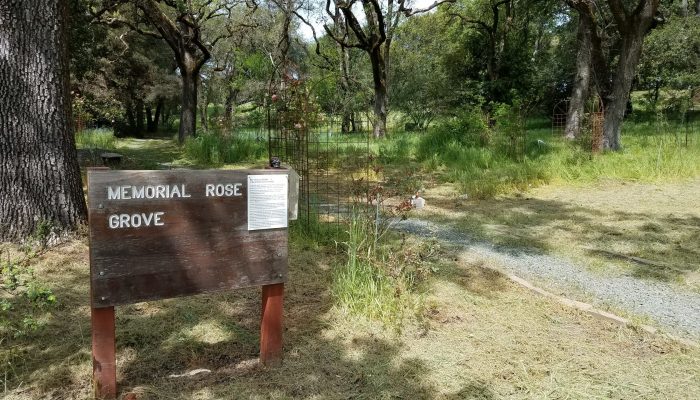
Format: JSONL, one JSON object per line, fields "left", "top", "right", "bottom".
{"left": 552, "top": 99, "right": 569, "bottom": 136}
{"left": 266, "top": 75, "right": 374, "bottom": 227}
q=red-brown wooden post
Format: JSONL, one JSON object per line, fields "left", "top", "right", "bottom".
{"left": 92, "top": 306, "right": 117, "bottom": 399}
{"left": 260, "top": 283, "right": 284, "bottom": 365}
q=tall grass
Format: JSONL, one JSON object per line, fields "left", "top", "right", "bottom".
{"left": 74, "top": 128, "right": 116, "bottom": 149}
{"left": 332, "top": 214, "right": 429, "bottom": 328}
{"left": 550, "top": 123, "right": 700, "bottom": 183}
{"left": 183, "top": 132, "right": 266, "bottom": 165}
{"left": 416, "top": 115, "right": 700, "bottom": 198}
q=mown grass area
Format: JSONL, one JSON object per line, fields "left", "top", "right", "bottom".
{"left": 74, "top": 129, "right": 268, "bottom": 169}
{"left": 1, "top": 222, "right": 699, "bottom": 399}
{"left": 418, "top": 179, "right": 700, "bottom": 291}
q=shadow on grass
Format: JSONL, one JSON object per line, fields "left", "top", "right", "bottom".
{"left": 114, "top": 138, "right": 187, "bottom": 170}
{"left": 2, "top": 238, "right": 496, "bottom": 399}
{"left": 426, "top": 195, "right": 700, "bottom": 283}
{"left": 110, "top": 244, "right": 438, "bottom": 399}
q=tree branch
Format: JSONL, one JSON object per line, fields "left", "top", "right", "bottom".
{"left": 336, "top": 1, "right": 370, "bottom": 48}
{"left": 606, "top": 0, "right": 629, "bottom": 31}
{"left": 449, "top": 13, "right": 491, "bottom": 31}
{"left": 398, "top": 0, "right": 454, "bottom": 17}
{"left": 323, "top": 23, "right": 365, "bottom": 49}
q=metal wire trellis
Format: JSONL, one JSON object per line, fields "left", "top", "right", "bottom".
{"left": 552, "top": 96, "right": 605, "bottom": 153}
{"left": 266, "top": 75, "right": 374, "bottom": 226}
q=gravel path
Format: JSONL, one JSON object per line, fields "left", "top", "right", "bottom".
{"left": 393, "top": 218, "right": 700, "bottom": 339}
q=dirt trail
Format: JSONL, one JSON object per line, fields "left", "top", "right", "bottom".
{"left": 394, "top": 217, "right": 700, "bottom": 339}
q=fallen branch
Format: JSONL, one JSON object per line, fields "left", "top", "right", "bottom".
{"left": 586, "top": 248, "right": 686, "bottom": 274}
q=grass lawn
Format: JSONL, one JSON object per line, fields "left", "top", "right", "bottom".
{"left": 418, "top": 179, "right": 700, "bottom": 292}
{"left": 1, "top": 235, "right": 699, "bottom": 399}
{"left": 2, "top": 125, "right": 698, "bottom": 398}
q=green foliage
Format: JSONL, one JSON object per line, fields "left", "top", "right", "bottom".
{"left": 640, "top": 16, "right": 700, "bottom": 91}
{"left": 183, "top": 132, "right": 266, "bottom": 165}
{"left": 74, "top": 128, "right": 117, "bottom": 149}
{"left": 390, "top": 13, "right": 455, "bottom": 129}
{"left": 416, "top": 109, "right": 491, "bottom": 158}
{"left": 1, "top": 247, "right": 57, "bottom": 340}
{"left": 416, "top": 113, "right": 700, "bottom": 198}
{"left": 378, "top": 135, "right": 415, "bottom": 165}
{"left": 332, "top": 214, "right": 439, "bottom": 329}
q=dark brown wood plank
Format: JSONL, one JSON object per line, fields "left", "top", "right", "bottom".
{"left": 88, "top": 169, "right": 289, "bottom": 307}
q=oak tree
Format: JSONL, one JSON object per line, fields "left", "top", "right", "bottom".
{"left": 0, "top": 0, "right": 88, "bottom": 241}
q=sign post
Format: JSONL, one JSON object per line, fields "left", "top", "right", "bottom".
{"left": 87, "top": 169, "right": 293, "bottom": 399}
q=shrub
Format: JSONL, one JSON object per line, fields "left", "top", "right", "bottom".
{"left": 416, "top": 108, "right": 490, "bottom": 161}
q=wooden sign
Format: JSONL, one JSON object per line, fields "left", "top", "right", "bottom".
{"left": 88, "top": 169, "right": 289, "bottom": 307}
{"left": 87, "top": 168, "right": 291, "bottom": 399}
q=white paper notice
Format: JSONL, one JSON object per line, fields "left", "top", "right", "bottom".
{"left": 248, "top": 174, "right": 288, "bottom": 230}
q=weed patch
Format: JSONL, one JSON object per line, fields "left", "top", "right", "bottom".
{"left": 332, "top": 215, "right": 439, "bottom": 329}
{"left": 183, "top": 132, "right": 266, "bottom": 165}
{"left": 417, "top": 116, "right": 700, "bottom": 198}
{"left": 75, "top": 128, "right": 116, "bottom": 150}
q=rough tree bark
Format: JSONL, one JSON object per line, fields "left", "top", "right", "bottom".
{"left": 565, "top": 13, "right": 593, "bottom": 139}
{"left": 339, "top": 44, "right": 352, "bottom": 133}
{"left": 223, "top": 87, "right": 238, "bottom": 130}
{"left": 603, "top": 0, "right": 659, "bottom": 150}
{"left": 564, "top": 0, "right": 596, "bottom": 139}
{"left": 146, "top": 99, "right": 163, "bottom": 133}
{"left": 332, "top": 7, "right": 353, "bottom": 133}
{"left": 0, "top": 0, "right": 87, "bottom": 241}
{"left": 369, "top": 47, "right": 389, "bottom": 137}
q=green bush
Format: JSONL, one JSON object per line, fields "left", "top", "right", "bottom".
{"left": 416, "top": 108, "right": 490, "bottom": 161}
{"left": 183, "top": 132, "right": 266, "bottom": 165}
{"left": 378, "top": 135, "right": 414, "bottom": 164}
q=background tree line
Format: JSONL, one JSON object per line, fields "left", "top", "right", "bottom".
{"left": 1, "top": 0, "right": 699, "bottom": 240}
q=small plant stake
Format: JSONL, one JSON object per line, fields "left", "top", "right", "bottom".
{"left": 87, "top": 168, "right": 295, "bottom": 399}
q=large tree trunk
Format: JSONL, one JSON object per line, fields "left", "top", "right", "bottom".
{"left": 153, "top": 99, "right": 163, "bottom": 132}
{"left": 146, "top": 106, "right": 154, "bottom": 132}
{"left": 179, "top": 68, "right": 198, "bottom": 142}
{"left": 135, "top": 0, "right": 208, "bottom": 143}
{"left": 146, "top": 100, "right": 162, "bottom": 133}
{"left": 602, "top": 0, "right": 659, "bottom": 151}
{"left": 696, "top": 0, "right": 700, "bottom": 16}
{"left": 223, "top": 87, "right": 237, "bottom": 131}
{"left": 199, "top": 100, "right": 208, "bottom": 131}
{"left": 602, "top": 31, "right": 645, "bottom": 150}
{"left": 369, "top": 47, "right": 388, "bottom": 138}
{"left": 339, "top": 44, "right": 352, "bottom": 133}
{"left": 565, "top": 12, "right": 594, "bottom": 140}
{"left": 135, "top": 98, "right": 145, "bottom": 137}
{"left": 0, "top": 0, "right": 87, "bottom": 241}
